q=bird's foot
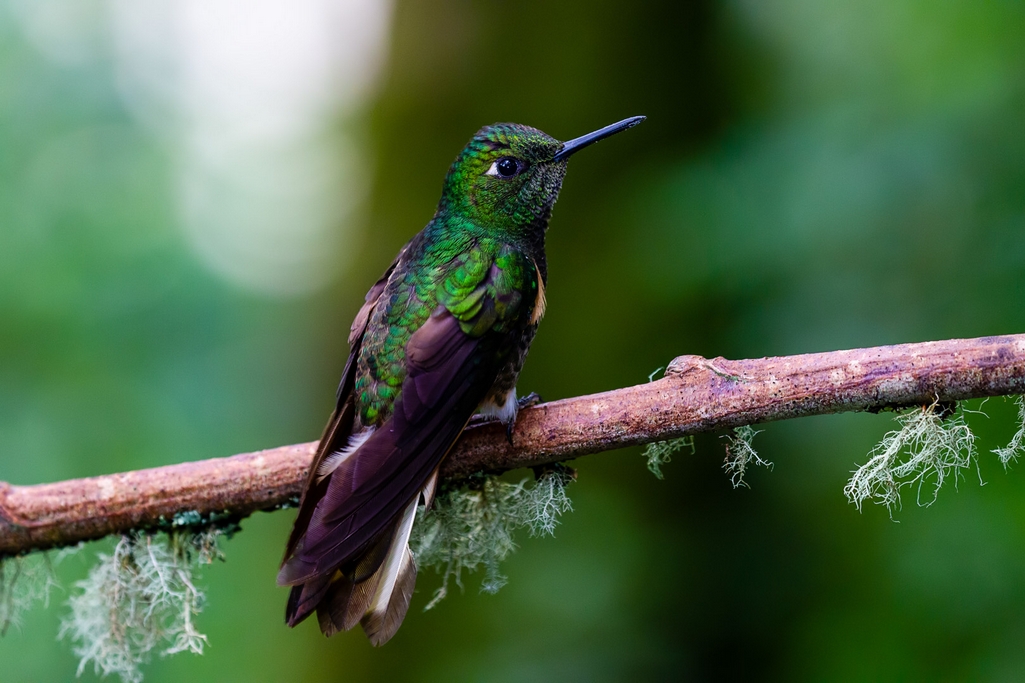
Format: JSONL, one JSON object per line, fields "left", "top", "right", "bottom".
{"left": 467, "top": 393, "right": 541, "bottom": 435}
{"left": 505, "top": 393, "right": 542, "bottom": 445}
{"left": 466, "top": 414, "right": 517, "bottom": 445}
{"left": 517, "top": 392, "right": 542, "bottom": 409}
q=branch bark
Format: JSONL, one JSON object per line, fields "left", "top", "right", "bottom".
{"left": 2, "top": 333, "right": 1024, "bottom": 556}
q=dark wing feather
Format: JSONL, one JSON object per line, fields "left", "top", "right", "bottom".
{"left": 283, "top": 307, "right": 506, "bottom": 582}
{"left": 281, "top": 256, "right": 401, "bottom": 570}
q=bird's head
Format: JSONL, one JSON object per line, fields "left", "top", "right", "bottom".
{"left": 438, "top": 116, "right": 645, "bottom": 237}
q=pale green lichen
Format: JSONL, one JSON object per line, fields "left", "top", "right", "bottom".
{"left": 0, "top": 546, "right": 77, "bottom": 635}
{"left": 410, "top": 470, "right": 573, "bottom": 611}
{"left": 993, "top": 395, "right": 1025, "bottom": 469}
{"left": 722, "top": 425, "right": 771, "bottom": 488}
{"left": 59, "top": 529, "right": 224, "bottom": 683}
{"left": 845, "top": 402, "right": 978, "bottom": 516}
{"left": 642, "top": 436, "right": 695, "bottom": 480}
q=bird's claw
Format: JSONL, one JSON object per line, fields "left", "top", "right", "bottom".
{"left": 517, "top": 392, "right": 542, "bottom": 409}
{"left": 506, "top": 392, "right": 542, "bottom": 445}
{"left": 468, "top": 392, "right": 541, "bottom": 444}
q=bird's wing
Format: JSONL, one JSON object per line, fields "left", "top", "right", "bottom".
{"left": 279, "top": 246, "right": 536, "bottom": 586}
{"left": 281, "top": 252, "right": 404, "bottom": 565}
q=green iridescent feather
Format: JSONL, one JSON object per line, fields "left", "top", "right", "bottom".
{"left": 353, "top": 237, "right": 537, "bottom": 425}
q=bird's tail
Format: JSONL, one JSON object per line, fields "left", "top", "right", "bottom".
{"left": 284, "top": 475, "right": 434, "bottom": 646}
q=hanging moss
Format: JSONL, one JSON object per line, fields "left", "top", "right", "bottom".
{"left": 845, "top": 402, "right": 979, "bottom": 516}
{"left": 993, "top": 395, "right": 1025, "bottom": 468}
{"left": 58, "top": 529, "right": 225, "bottom": 683}
{"left": 641, "top": 436, "right": 695, "bottom": 480}
{"left": 0, "top": 546, "right": 77, "bottom": 636}
{"left": 722, "top": 425, "right": 771, "bottom": 488}
{"left": 410, "top": 469, "right": 573, "bottom": 610}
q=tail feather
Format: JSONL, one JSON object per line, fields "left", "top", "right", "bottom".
{"left": 315, "top": 576, "right": 352, "bottom": 636}
{"left": 362, "top": 547, "right": 416, "bottom": 646}
{"left": 359, "top": 497, "right": 418, "bottom": 645}
{"left": 358, "top": 471, "right": 435, "bottom": 644}
{"left": 287, "top": 523, "right": 393, "bottom": 629}
{"left": 289, "top": 492, "right": 422, "bottom": 644}
{"left": 285, "top": 574, "right": 331, "bottom": 627}
{"left": 421, "top": 468, "right": 440, "bottom": 510}
{"left": 339, "top": 569, "right": 380, "bottom": 632}
{"left": 314, "top": 570, "right": 380, "bottom": 635}
{"left": 358, "top": 464, "right": 436, "bottom": 643}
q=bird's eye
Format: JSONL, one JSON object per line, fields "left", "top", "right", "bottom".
{"left": 496, "top": 158, "right": 518, "bottom": 176}
{"left": 487, "top": 157, "right": 522, "bottom": 178}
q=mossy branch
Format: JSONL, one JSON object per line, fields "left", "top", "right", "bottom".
{"left": 2, "top": 333, "right": 1025, "bottom": 556}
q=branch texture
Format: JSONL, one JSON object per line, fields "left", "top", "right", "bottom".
{"left": 2, "top": 334, "right": 1024, "bottom": 555}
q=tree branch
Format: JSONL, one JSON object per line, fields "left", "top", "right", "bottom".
{"left": 2, "top": 334, "right": 1024, "bottom": 556}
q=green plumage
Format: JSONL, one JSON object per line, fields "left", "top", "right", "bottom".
{"left": 352, "top": 121, "right": 567, "bottom": 429}
{"left": 280, "top": 116, "right": 644, "bottom": 645}
{"left": 355, "top": 238, "right": 536, "bottom": 426}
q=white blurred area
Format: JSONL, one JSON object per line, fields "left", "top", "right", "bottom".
{"left": 11, "top": 0, "right": 394, "bottom": 297}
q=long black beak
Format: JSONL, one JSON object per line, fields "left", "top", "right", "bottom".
{"left": 553, "top": 115, "right": 646, "bottom": 161}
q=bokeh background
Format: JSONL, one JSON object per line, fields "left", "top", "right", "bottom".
{"left": 3, "top": 0, "right": 1025, "bottom": 680}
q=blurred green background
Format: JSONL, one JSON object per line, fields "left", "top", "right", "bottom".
{"left": 3, "top": 0, "right": 1025, "bottom": 680}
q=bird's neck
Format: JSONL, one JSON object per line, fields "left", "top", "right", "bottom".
{"left": 431, "top": 209, "right": 549, "bottom": 280}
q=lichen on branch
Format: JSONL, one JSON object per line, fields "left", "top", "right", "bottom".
{"left": 58, "top": 529, "right": 225, "bottom": 683}
{"left": 844, "top": 402, "right": 980, "bottom": 516}
{"left": 0, "top": 546, "right": 76, "bottom": 635}
{"left": 993, "top": 395, "right": 1025, "bottom": 468}
{"left": 722, "top": 425, "right": 771, "bottom": 488}
{"left": 642, "top": 436, "right": 694, "bottom": 480}
{"left": 410, "top": 468, "right": 573, "bottom": 611}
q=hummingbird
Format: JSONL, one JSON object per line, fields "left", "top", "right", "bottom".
{"left": 278, "top": 115, "right": 645, "bottom": 645}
